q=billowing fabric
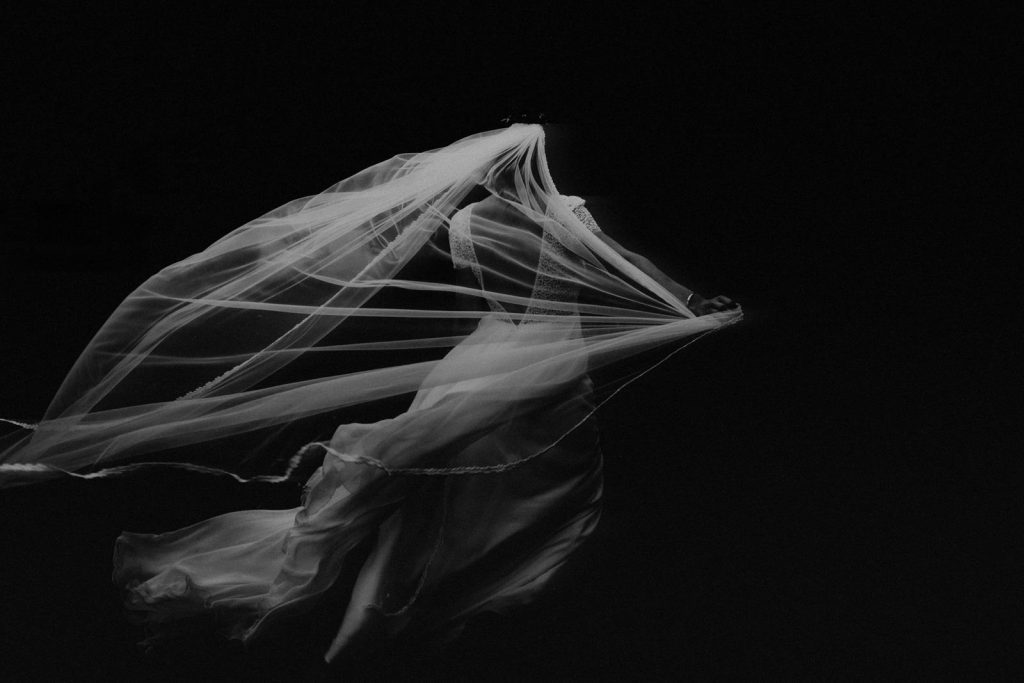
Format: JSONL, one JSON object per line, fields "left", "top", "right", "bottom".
{"left": 0, "top": 124, "right": 738, "bottom": 484}
{"left": 114, "top": 314, "right": 603, "bottom": 660}
{"left": 0, "top": 124, "right": 742, "bottom": 659}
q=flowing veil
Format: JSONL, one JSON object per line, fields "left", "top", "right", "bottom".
{"left": 0, "top": 123, "right": 741, "bottom": 487}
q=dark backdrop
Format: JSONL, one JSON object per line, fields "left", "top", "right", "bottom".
{"left": 0, "top": 4, "right": 1012, "bottom": 680}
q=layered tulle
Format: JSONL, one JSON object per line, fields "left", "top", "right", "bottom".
{"left": 0, "top": 124, "right": 739, "bottom": 487}
{"left": 1, "top": 123, "right": 742, "bottom": 661}
{"left": 114, "top": 315, "right": 603, "bottom": 660}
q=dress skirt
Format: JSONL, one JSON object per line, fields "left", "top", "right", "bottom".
{"left": 112, "top": 314, "right": 604, "bottom": 661}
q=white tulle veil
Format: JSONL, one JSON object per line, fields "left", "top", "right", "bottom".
{"left": 0, "top": 123, "right": 741, "bottom": 486}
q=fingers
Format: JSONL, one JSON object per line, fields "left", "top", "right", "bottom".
{"left": 690, "top": 294, "right": 740, "bottom": 316}
{"left": 709, "top": 295, "right": 739, "bottom": 311}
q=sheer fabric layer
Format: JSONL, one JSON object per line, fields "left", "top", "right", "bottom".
{"left": 113, "top": 315, "right": 602, "bottom": 659}
{"left": 2, "top": 123, "right": 742, "bottom": 660}
{"left": 1, "top": 124, "right": 738, "bottom": 485}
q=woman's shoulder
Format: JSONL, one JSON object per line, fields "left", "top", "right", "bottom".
{"left": 453, "top": 194, "right": 584, "bottom": 224}
{"left": 558, "top": 194, "right": 586, "bottom": 210}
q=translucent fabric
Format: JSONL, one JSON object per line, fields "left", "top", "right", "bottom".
{"left": 0, "top": 123, "right": 742, "bottom": 661}
{"left": 112, "top": 314, "right": 606, "bottom": 659}
{"left": 0, "top": 123, "right": 741, "bottom": 485}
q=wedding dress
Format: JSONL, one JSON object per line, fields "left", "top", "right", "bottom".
{"left": 0, "top": 124, "right": 742, "bottom": 661}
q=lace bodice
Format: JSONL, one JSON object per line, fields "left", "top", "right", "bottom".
{"left": 449, "top": 194, "right": 602, "bottom": 320}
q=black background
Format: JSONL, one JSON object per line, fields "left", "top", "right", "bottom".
{"left": 0, "top": 3, "right": 1015, "bottom": 680}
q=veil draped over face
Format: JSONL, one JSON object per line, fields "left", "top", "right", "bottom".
{"left": 0, "top": 124, "right": 741, "bottom": 487}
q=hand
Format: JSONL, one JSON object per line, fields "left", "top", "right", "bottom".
{"left": 688, "top": 293, "right": 739, "bottom": 315}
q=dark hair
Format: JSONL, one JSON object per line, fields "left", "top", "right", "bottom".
{"left": 499, "top": 112, "right": 549, "bottom": 125}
